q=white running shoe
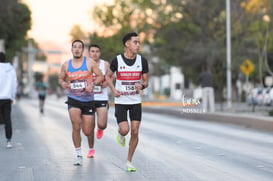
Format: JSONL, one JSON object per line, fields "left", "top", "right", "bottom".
{"left": 126, "top": 161, "right": 136, "bottom": 172}
{"left": 6, "top": 142, "right": 12, "bottom": 149}
{"left": 73, "top": 156, "right": 83, "bottom": 166}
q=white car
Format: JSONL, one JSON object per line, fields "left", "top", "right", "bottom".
{"left": 263, "top": 88, "right": 273, "bottom": 106}
{"left": 247, "top": 88, "right": 264, "bottom": 106}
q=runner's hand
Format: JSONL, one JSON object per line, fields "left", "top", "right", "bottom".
{"left": 85, "top": 84, "right": 93, "bottom": 93}
{"left": 114, "top": 89, "right": 121, "bottom": 97}
{"left": 134, "top": 83, "right": 142, "bottom": 91}
{"left": 61, "top": 82, "right": 70, "bottom": 89}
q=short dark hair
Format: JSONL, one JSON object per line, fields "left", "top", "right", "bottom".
{"left": 72, "top": 39, "right": 84, "bottom": 49}
{"left": 0, "top": 52, "right": 6, "bottom": 63}
{"left": 88, "top": 44, "right": 101, "bottom": 51}
{"left": 122, "top": 32, "right": 138, "bottom": 46}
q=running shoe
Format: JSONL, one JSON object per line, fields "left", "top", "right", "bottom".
{"left": 126, "top": 161, "right": 137, "bottom": 172}
{"left": 116, "top": 133, "right": 125, "bottom": 147}
{"left": 73, "top": 155, "right": 83, "bottom": 166}
{"left": 96, "top": 129, "right": 104, "bottom": 139}
{"left": 6, "top": 141, "right": 12, "bottom": 149}
{"left": 86, "top": 149, "right": 95, "bottom": 158}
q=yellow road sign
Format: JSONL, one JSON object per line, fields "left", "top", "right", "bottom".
{"left": 240, "top": 59, "right": 255, "bottom": 76}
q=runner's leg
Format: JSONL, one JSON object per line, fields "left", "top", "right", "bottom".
{"left": 82, "top": 115, "right": 95, "bottom": 148}
{"left": 96, "top": 106, "right": 108, "bottom": 130}
{"left": 68, "top": 108, "right": 82, "bottom": 148}
{"left": 127, "top": 120, "right": 140, "bottom": 162}
{"left": 118, "top": 121, "right": 129, "bottom": 136}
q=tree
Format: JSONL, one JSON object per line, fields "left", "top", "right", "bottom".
{"left": 153, "top": 0, "right": 273, "bottom": 85}
{"left": 240, "top": 0, "right": 273, "bottom": 85}
{"left": 88, "top": 0, "right": 273, "bottom": 100}
{"left": 0, "top": 0, "right": 31, "bottom": 59}
{"left": 70, "top": 25, "right": 87, "bottom": 42}
{"left": 89, "top": 31, "right": 128, "bottom": 62}
{"left": 152, "top": 0, "right": 227, "bottom": 83}
{"left": 0, "top": 0, "right": 31, "bottom": 60}
{"left": 91, "top": 0, "right": 184, "bottom": 39}
{"left": 89, "top": 0, "right": 185, "bottom": 63}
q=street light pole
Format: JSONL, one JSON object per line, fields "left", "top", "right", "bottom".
{"left": 0, "top": 39, "right": 5, "bottom": 52}
{"left": 26, "top": 40, "right": 36, "bottom": 98}
{"left": 226, "top": 0, "right": 232, "bottom": 109}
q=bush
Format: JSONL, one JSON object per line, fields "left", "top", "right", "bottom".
{"left": 164, "top": 88, "right": 170, "bottom": 96}
{"left": 268, "top": 109, "right": 273, "bottom": 116}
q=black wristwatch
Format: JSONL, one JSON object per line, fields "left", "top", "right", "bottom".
{"left": 141, "top": 84, "right": 145, "bottom": 90}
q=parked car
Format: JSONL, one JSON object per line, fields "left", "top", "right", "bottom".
{"left": 263, "top": 88, "right": 272, "bottom": 106}
{"left": 246, "top": 87, "right": 273, "bottom": 106}
{"left": 246, "top": 88, "right": 264, "bottom": 106}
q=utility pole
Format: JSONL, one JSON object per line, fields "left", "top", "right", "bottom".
{"left": 22, "top": 40, "right": 37, "bottom": 98}
{"left": 0, "top": 39, "right": 5, "bottom": 52}
{"left": 226, "top": 0, "right": 232, "bottom": 109}
{"left": 22, "top": 41, "right": 63, "bottom": 97}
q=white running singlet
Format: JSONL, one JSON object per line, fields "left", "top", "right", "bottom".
{"left": 93, "top": 59, "right": 109, "bottom": 101}
{"left": 115, "top": 54, "right": 142, "bottom": 104}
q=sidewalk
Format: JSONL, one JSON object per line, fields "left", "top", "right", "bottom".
{"left": 142, "top": 99, "right": 273, "bottom": 132}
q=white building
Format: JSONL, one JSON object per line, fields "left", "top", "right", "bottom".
{"left": 150, "top": 66, "right": 184, "bottom": 100}
{"left": 170, "top": 66, "right": 184, "bottom": 100}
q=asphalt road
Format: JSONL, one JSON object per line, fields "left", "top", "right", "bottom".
{"left": 0, "top": 97, "right": 273, "bottom": 181}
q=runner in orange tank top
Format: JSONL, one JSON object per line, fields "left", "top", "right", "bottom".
{"left": 59, "top": 39, "right": 103, "bottom": 166}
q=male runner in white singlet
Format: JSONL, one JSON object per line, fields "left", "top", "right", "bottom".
{"left": 86, "top": 44, "right": 110, "bottom": 158}
{"left": 106, "top": 32, "right": 149, "bottom": 172}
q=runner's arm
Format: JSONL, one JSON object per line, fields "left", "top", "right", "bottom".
{"left": 91, "top": 60, "right": 103, "bottom": 85}
{"left": 141, "top": 58, "right": 149, "bottom": 90}
{"left": 101, "top": 61, "right": 109, "bottom": 88}
{"left": 106, "top": 67, "right": 121, "bottom": 97}
{"left": 141, "top": 73, "right": 149, "bottom": 89}
{"left": 58, "top": 62, "right": 69, "bottom": 89}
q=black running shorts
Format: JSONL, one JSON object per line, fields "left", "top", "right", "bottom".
{"left": 38, "top": 95, "right": 46, "bottom": 101}
{"left": 93, "top": 101, "right": 109, "bottom": 109}
{"left": 66, "top": 97, "right": 95, "bottom": 115}
{"left": 115, "top": 103, "right": 142, "bottom": 123}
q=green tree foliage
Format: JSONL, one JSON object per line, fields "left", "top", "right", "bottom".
{"left": 154, "top": 0, "right": 273, "bottom": 86}
{"left": 92, "top": 0, "right": 133, "bottom": 34}
{"left": 90, "top": 0, "right": 136, "bottom": 61}
{"left": 88, "top": 0, "right": 273, "bottom": 92}
{"left": 70, "top": 25, "right": 87, "bottom": 42}
{"left": 154, "top": 1, "right": 227, "bottom": 77}
{"left": 89, "top": 0, "right": 184, "bottom": 60}
{"left": 0, "top": 0, "right": 31, "bottom": 60}
{"left": 239, "top": 0, "right": 273, "bottom": 84}
{"left": 89, "top": 31, "right": 128, "bottom": 62}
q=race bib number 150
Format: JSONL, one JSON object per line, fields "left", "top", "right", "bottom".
{"left": 124, "top": 85, "right": 135, "bottom": 91}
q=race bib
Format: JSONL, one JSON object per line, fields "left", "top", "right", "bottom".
{"left": 123, "top": 84, "right": 135, "bottom": 92}
{"left": 70, "top": 80, "right": 86, "bottom": 90}
{"left": 93, "top": 85, "right": 102, "bottom": 93}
